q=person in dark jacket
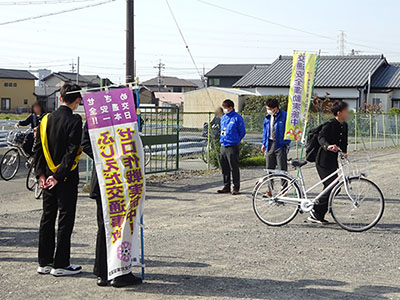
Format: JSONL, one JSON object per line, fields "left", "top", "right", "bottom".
{"left": 34, "top": 83, "right": 83, "bottom": 276}
{"left": 261, "top": 98, "right": 290, "bottom": 197}
{"left": 17, "top": 102, "right": 45, "bottom": 156}
{"left": 308, "top": 101, "right": 349, "bottom": 224}
{"left": 82, "top": 123, "right": 142, "bottom": 288}
{"left": 217, "top": 99, "right": 246, "bottom": 195}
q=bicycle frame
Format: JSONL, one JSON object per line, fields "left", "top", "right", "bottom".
{"left": 265, "top": 155, "right": 357, "bottom": 211}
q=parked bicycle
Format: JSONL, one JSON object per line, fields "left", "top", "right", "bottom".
{"left": 252, "top": 150, "right": 384, "bottom": 232}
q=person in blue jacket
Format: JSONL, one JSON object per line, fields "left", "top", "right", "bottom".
{"left": 261, "top": 98, "right": 290, "bottom": 197}
{"left": 217, "top": 99, "right": 246, "bottom": 195}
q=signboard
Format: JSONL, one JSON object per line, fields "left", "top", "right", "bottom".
{"left": 285, "top": 52, "right": 317, "bottom": 141}
{"left": 83, "top": 88, "right": 145, "bottom": 280}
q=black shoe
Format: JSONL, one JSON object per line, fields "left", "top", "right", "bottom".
{"left": 217, "top": 188, "right": 231, "bottom": 194}
{"left": 111, "top": 273, "right": 142, "bottom": 288}
{"left": 97, "top": 277, "right": 108, "bottom": 287}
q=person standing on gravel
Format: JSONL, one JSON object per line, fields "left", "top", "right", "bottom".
{"left": 261, "top": 98, "right": 291, "bottom": 197}
{"left": 34, "top": 83, "right": 83, "bottom": 277}
{"left": 308, "top": 100, "right": 349, "bottom": 224}
{"left": 217, "top": 99, "right": 246, "bottom": 195}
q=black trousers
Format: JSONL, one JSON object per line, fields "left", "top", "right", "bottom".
{"left": 220, "top": 145, "right": 240, "bottom": 191}
{"left": 94, "top": 196, "right": 107, "bottom": 278}
{"left": 266, "top": 140, "right": 288, "bottom": 171}
{"left": 315, "top": 163, "right": 338, "bottom": 219}
{"left": 38, "top": 173, "right": 78, "bottom": 268}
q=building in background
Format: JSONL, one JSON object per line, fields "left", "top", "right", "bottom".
{"left": 183, "top": 86, "right": 255, "bottom": 128}
{"left": 234, "top": 54, "right": 400, "bottom": 112}
{"left": 0, "top": 68, "right": 37, "bottom": 113}
{"left": 36, "top": 71, "right": 112, "bottom": 112}
{"left": 154, "top": 92, "right": 184, "bottom": 108}
{"left": 205, "top": 64, "right": 269, "bottom": 88}
{"left": 142, "top": 76, "right": 198, "bottom": 93}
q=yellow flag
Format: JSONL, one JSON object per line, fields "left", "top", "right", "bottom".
{"left": 285, "top": 52, "right": 317, "bottom": 141}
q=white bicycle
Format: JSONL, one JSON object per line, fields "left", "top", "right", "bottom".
{"left": 252, "top": 150, "right": 384, "bottom": 232}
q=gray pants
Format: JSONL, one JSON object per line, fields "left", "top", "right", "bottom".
{"left": 220, "top": 145, "right": 240, "bottom": 191}
{"left": 266, "top": 140, "right": 288, "bottom": 171}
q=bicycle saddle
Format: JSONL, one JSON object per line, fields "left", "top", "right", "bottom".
{"left": 291, "top": 159, "right": 308, "bottom": 168}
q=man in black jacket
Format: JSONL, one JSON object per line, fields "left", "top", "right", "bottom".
{"left": 34, "top": 83, "right": 83, "bottom": 276}
{"left": 82, "top": 122, "right": 142, "bottom": 287}
{"left": 309, "top": 101, "right": 349, "bottom": 224}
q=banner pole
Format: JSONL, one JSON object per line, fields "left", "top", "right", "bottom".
{"left": 298, "top": 50, "right": 321, "bottom": 160}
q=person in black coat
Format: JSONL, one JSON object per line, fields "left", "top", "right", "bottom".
{"left": 309, "top": 101, "right": 349, "bottom": 223}
{"left": 81, "top": 122, "right": 142, "bottom": 288}
{"left": 17, "top": 102, "right": 45, "bottom": 156}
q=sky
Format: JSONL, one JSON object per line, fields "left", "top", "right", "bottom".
{"left": 1, "top": 0, "right": 400, "bottom": 84}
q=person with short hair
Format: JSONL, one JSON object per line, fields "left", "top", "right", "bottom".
{"left": 217, "top": 99, "right": 246, "bottom": 195}
{"left": 34, "top": 83, "right": 83, "bottom": 276}
{"left": 261, "top": 98, "right": 291, "bottom": 197}
{"left": 308, "top": 100, "right": 349, "bottom": 224}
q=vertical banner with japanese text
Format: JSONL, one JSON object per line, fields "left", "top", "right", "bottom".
{"left": 83, "top": 88, "right": 145, "bottom": 280}
{"left": 285, "top": 52, "right": 317, "bottom": 141}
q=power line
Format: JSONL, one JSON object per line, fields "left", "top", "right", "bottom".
{"left": 0, "top": 0, "right": 96, "bottom": 5}
{"left": 0, "top": 0, "right": 116, "bottom": 26}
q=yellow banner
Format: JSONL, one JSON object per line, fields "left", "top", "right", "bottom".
{"left": 285, "top": 52, "right": 317, "bottom": 141}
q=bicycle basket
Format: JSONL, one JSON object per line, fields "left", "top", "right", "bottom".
{"left": 7, "top": 130, "right": 27, "bottom": 147}
{"left": 342, "top": 152, "right": 370, "bottom": 177}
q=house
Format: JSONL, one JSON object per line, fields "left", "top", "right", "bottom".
{"left": 234, "top": 54, "right": 400, "bottom": 112}
{"left": 205, "top": 64, "right": 269, "bottom": 88}
{"left": 142, "top": 76, "right": 198, "bottom": 93}
{"left": 183, "top": 86, "right": 256, "bottom": 128}
{"left": 0, "top": 68, "right": 37, "bottom": 113}
{"left": 37, "top": 72, "right": 112, "bottom": 111}
{"left": 154, "top": 92, "right": 184, "bottom": 108}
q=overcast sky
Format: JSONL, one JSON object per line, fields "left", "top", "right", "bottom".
{"left": 1, "top": 0, "right": 400, "bottom": 84}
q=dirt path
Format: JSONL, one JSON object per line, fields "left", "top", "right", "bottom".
{"left": 0, "top": 148, "right": 399, "bottom": 300}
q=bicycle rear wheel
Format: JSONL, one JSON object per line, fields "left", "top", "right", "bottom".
{"left": 26, "top": 163, "right": 36, "bottom": 191}
{"left": 252, "top": 174, "right": 301, "bottom": 226}
{"left": 0, "top": 148, "right": 20, "bottom": 181}
{"left": 329, "top": 177, "right": 384, "bottom": 232}
{"left": 34, "top": 183, "right": 43, "bottom": 199}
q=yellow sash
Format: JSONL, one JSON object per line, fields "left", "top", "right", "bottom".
{"left": 40, "top": 113, "right": 82, "bottom": 173}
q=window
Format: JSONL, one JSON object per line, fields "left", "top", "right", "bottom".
{"left": 13, "top": 83, "right": 17, "bottom": 87}
{"left": 4, "top": 83, "right": 8, "bottom": 87}
{"left": 213, "top": 78, "right": 220, "bottom": 86}
{"left": 173, "top": 86, "right": 182, "bottom": 92}
{"left": 1, "top": 98, "right": 11, "bottom": 111}
{"left": 393, "top": 100, "right": 400, "bottom": 108}
{"left": 8, "top": 83, "right": 12, "bottom": 87}
{"left": 24, "top": 99, "right": 28, "bottom": 105}
{"left": 372, "top": 98, "right": 381, "bottom": 105}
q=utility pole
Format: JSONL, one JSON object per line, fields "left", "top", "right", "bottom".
{"left": 70, "top": 59, "right": 76, "bottom": 73}
{"left": 338, "top": 30, "right": 346, "bottom": 56}
{"left": 126, "top": 0, "right": 135, "bottom": 84}
{"left": 154, "top": 59, "right": 165, "bottom": 91}
{"left": 76, "top": 56, "right": 80, "bottom": 84}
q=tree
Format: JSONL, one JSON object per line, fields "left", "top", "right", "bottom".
{"left": 242, "top": 95, "right": 289, "bottom": 113}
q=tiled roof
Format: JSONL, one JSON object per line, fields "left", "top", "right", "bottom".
{"left": 371, "top": 63, "right": 400, "bottom": 89}
{"left": 234, "top": 55, "right": 386, "bottom": 88}
{"left": 206, "top": 64, "right": 268, "bottom": 77}
{"left": 0, "top": 68, "right": 37, "bottom": 80}
{"left": 142, "top": 76, "right": 198, "bottom": 87}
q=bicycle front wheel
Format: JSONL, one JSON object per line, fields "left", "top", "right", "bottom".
{"left": 26, "top": 163, "right": 36, "bottom": 191}
{"left": 253, "top": 174, "right": 301, "bottom": 226}
{"left": 0, "top": 148, "right": 20, "bottom": 181}
{"left": 329, "top": 177, "right": 384, "bottom": 232}
{"left": 34, "top": 183, "right": 43, "bottom": 199}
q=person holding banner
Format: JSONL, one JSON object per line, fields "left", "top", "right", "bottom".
{"left": 308, "top": 101, "right": 349, "bottom": 224}
{"left": 261, "top": 98, "right": 291, "bottom": 197}
{"left": 34, "top": 83, "right": 83, "bottom": 276}
{"left": 82, "top": 122, "right": 142, "bottom": 287}
{"left": 217, "top": 99, "right": 246, "bottom": 195}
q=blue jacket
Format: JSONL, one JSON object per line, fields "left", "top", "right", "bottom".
{"left": 262, "top": 110, "right": 291, "bottom": 150}
{"left": 220, "top": 110, "right": 246, "bottom": 147}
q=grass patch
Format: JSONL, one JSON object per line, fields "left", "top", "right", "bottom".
{"left": 240, "top": 155, "right": 266, "bottom": 167}
{"left": 0, "top": 113, "right": 30, "bottom": 120}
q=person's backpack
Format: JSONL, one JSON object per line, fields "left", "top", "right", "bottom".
{"left": 305, "top": 123, "right": 325, "bottom": 162}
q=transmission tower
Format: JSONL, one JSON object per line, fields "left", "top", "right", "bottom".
{"left": 338, "top": 30, "right": 346, "bottom": 56}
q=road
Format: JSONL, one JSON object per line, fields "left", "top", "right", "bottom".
{"left": 0, "top": 148, "right": 399, "bottom": 299}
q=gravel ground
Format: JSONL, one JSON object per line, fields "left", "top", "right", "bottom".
{"left": 0, "top": 148, "right": 399, "bottom": 300}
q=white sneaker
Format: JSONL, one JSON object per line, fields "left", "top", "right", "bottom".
{"left": 50, "top": 265, "right": 82, "bottom": 277}
{"left": 37, "top": 265, "right": 52, "bottom": 275}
